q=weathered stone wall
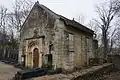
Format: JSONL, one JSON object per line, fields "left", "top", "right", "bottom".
{"left": 61, "top": 24, "right": 94, "bottom": 70}
{"left": 93, "top": 40, "right": 98, "bottom": 58}
{"left": 19, "top": 3, "right": 95, "bottom": 70}
{"left": 19, "top": 4, "right": 56, "bottom": 67}
{"left": 52, "top": 19, "right": 65, "bottom": 69}
{"left": 31, "top": 63, "right": 113, "bottom": 80}
{"left": 52, "top": 18, "right": 94, "bottom": 71}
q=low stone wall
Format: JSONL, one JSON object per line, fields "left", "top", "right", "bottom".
{"left": 73, "top": 63, "right": 113, "bottom": 80}
{"left": 32, "top": 63, "right": 113, "bottom": 80}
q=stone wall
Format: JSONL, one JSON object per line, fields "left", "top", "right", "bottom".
{"left": 52, "top": 19, "right": 94, "bottom": 71}
{"left": 63, "top": 24, "right": 94, "bottom": 70}
{"left": 19, "top": 4, "right": 56, "bottom": 67}
{"left": 19, "top": 3, "right": 95, "bottom": 70}
{"left": 31, "top": 63, "right": 113, "bottom": 80}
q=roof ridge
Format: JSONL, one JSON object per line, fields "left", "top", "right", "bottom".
{"left": 21, "top": 1, "right": 94, "bottom": 34}
{"left": 35, "top": 1, "right": 94, "bottom": 34}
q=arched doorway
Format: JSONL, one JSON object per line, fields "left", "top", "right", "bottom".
{"left": 33, "top": 48, "right": 39, "bottom": 68}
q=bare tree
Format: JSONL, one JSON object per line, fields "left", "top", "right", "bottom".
{"left": 112, "top": 27, "right": 120, "bottom": 54}
{"left": 112, "top": 0, "right": 120, "bottom": 16}
{"left": 0, "top": 0, "right": 35, "bottom": 61}
{"left": 94, "top": 1, "right": 118, "bottom": 58}
{"left": 0, "top": 6, "right": 8, "bottom": 60}
{"left": 8, "top": 0, "right": 34, "bottom": 32}
{"left": 0, "top": 6, "right": 7, "bottom": 32}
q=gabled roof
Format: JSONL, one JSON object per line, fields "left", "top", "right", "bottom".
{"left": 59, "top": 15, "right": 94, "bottom": 34}
{"left": 21, "top": 1, "right": 94, "bottom": 34}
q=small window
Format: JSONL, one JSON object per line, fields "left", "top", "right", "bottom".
{"left": 64, "top": 31, "right": 74, "bottom": 54}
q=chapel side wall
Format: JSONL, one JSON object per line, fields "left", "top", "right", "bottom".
{"left": 53, "top": 19, "right": 94, "bottom": 70}
{"left": 64, "top": 25, "right": 94, "bottom": 69}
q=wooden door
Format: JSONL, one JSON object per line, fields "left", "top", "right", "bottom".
{"left": 33, "top": 48, "right": 39, "bottom": 68}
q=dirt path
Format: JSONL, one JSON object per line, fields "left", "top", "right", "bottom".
{"left": 0, "top": 62, "right": 21, "bottom": 80}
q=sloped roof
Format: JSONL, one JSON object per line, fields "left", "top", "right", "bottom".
{"left": 59, "top": 15, "right": 94, "bottom": 34}
{"left": 21, "top": 1, "right": 94, "bottom": 34}
{"left": 36, "top": 2, "right": 94, "bottom": 34}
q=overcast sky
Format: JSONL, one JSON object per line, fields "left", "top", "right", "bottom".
{"left": 0, "top": 0, "right": 105, "bottom": 25}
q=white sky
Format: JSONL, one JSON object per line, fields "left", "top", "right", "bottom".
{"left": 0, "top": 0, "right": 105, "bottom": 25}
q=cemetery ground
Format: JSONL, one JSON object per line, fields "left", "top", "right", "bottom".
{"left": 0, "top": 61, "right": 120, "bottom": 80}
{"left": 0, "top": 61, "right": 20, "bottom": 80}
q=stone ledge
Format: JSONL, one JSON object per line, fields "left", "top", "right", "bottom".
{"left": 32, "top": 63, "right": 113, "bottom": 80}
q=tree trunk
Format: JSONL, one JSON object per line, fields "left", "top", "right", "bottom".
{"left": 102, "top": 28, "right": 108, "bottom": 59}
